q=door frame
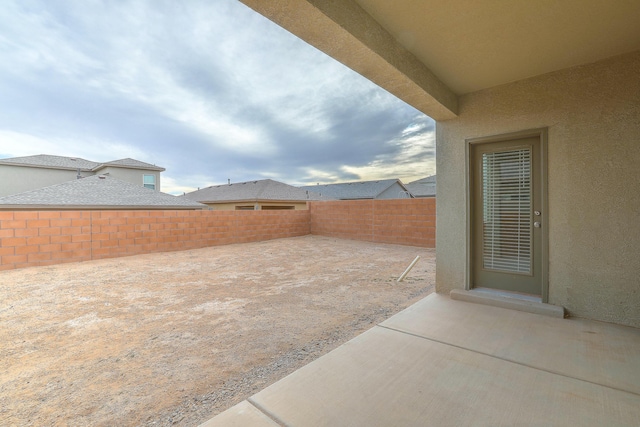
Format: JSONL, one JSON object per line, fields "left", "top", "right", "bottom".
{"left": 465, "top": 128, "right": 549, "bottom": 302}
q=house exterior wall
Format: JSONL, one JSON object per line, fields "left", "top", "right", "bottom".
{"left": 204, "top": 201, "right": 310, "bottom": 210}
{"left": 0, "top": 165, "right": 91, "bottom": 197}
{"left": 436, "top": 51, "right": 640, "bottom": 327}
{"left": 98, "top": 167, "right": 161, "bottom": 191}
{"left": 309, "top": 199, "right": 435, "bottom": 247}
{"left": 376, "top": 182, "right": 411, "bottom": 199}
{"left": 0, "top": 164, "right": 163, "bottom": 196}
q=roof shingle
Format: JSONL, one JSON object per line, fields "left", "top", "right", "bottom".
{"left": 299, "top": 179, "right": 409, "bottom": 200}
{"left": 0, "top": 175, "right": 205, "bottom": 209}
{"left": 0, "top": 154, "right": 164, "bottom": 171}
{"left": 405, "top": 175, "right": 437, "bottom": 197}
{"left": 182, "top": 179, "right": 331, "bottom": 203}
{"left": 98, "top": 158, "right": 165, "bottom": 171}
{"left": 0, "top": 154, "right": 99, "bottom": 170}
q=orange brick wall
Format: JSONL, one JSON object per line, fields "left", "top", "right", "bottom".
{"left": 0, "top": 210, "right": 310, "bottom": 271}
{"left": 0, "top": 201, "right": 434, "bottom": 271}
{"left": 309, "top": 198, "right": 436, "bottom": 248}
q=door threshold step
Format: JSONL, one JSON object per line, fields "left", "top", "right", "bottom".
{"left": 450, "top": 289, "right": 565, "bottom": 318}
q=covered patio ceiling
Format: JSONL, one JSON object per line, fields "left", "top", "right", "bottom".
{"left": 238, "top": 0, "right": 640, "bottom": 120}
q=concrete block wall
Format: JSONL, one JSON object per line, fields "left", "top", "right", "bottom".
{"left": 309, "top": 199, "right": 435, "bottom": 248}
{"left": 0, "top": 200, "right": 433, "bottom": 271}
{"left": 0, "top": 210, "right": 310, "bottom": 271}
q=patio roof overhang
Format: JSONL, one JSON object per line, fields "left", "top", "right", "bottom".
{"left": 239, "top": 0, "right": 640, "bottom": 120}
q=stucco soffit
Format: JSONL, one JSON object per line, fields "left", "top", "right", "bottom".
{"left": 238, "top": 0, "right": 458, "bottom": 120}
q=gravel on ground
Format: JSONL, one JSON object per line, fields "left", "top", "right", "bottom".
{"left": 0, "top": 235, "right": 435, "bottom": 426}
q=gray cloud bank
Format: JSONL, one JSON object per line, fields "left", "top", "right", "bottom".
{"left": 0, "top": 0, "right": 435, "bottom": 194}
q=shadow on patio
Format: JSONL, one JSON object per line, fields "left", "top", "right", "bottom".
{"left": 201, "top": 293, "right": 640, "bottom": 426}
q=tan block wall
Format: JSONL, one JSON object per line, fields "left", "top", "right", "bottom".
{"left": 309, "top": 199, "right": 435, "bottom": 248}
{"left": 0, "top": 210, "right": 310, "bottom": 271}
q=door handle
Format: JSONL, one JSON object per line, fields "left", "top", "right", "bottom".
{"left": 534, "top": 221, "right": 541, "bottom": 228}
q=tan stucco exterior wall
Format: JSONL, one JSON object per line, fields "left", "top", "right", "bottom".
{"left": 98, "top": 167, "right": 161, "bottom": 191}
{"left": 204, "top": 201, "right": 310, "bottom": 211}
{"left": 377, "top": 182, "right": 411, "bottom": 199}
{"left": 0, "top": 166, "right": 92, "bottom": 197}
{"left": 436, "top": 51, "right": 640, "bottom": 327}
{"left": 0, "top": 165, "right": 162, "bottom": 196}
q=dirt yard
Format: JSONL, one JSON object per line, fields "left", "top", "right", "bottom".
{"left": 0, "top": 235, "right": 434, "bottom": 426}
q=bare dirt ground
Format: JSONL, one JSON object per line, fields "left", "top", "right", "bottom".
{"left": 0, "top": 235, "right": 434, "bottom": 426}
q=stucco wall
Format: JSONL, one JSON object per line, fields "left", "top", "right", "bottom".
{"left": 377, "top": 182, "right": 411, "bottom": 199}
{"left": 436, "top": 51, "right": 640, "bottom": 327}
{"left": 205, "top": 201, "right": 309, "bottom": 211}
{"left": 0, "top": 166, "right": 91, "bottom": 197}
{"left": 99, "top": 167, "right": 161, "bottom": 191}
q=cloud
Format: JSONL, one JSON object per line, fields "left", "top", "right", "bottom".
{"left": 0, "top": 0, "right": 436, "bottom": 195}
{"left": 0, "top": 130, "right": 147, "bottom": 163}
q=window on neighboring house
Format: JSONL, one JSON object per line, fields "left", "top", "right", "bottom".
{"left": 262, "top": 205, "right": 294, "bottom": 210}
{"left": 143, "top": 174, "right": 156, "bottom": 190}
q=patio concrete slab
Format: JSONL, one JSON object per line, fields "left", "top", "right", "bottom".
{"left": 200, "top": 293, "right": 640, "bottom": 426}
{"left": 249, "top": 326, "right": 640, "bottom": 426}
{"left": 381, "top": 293, "right": 640, "bottom": 395}
{"left": 199, "top": 401, "right": 279, "bottom": 427}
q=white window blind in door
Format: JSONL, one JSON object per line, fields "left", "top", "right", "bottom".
{"left": 482, "top": 148, "right": 532, "bottom": 273}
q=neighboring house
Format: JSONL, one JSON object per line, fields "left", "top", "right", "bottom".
{"left": 405, "top": 175, "right": 436, "bottom": 198}
{"left": 181, "top": 179, "right": 330, "bottom": 210}
{"left": 241, "top": 1, "right": 640, "bottom": 329}
{"left": 0, "top": 154, "right": 165, "bottom": 197}
{"left": 300, "top": 179, "right": 412, "bottom": 200}
{"left": 0, "top": 175, "right": 204, "bottom": 210}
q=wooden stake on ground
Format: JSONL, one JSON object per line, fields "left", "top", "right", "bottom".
{"left": 397, "top": 255, "right": 420, "bottom": 282}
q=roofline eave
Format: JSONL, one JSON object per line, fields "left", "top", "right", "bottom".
{"left": 238, "top": 0, "right": 458, "bottom": 120}
{"left": 0, "top": 162, "right": 93, "bottom": 172}
{"left": 92, "top": 164, "right": 166, "bottom": 172}
{"left": 200, "top": 198, "right": 315, "bottom": 204}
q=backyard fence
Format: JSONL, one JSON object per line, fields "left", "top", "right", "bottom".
{"left": 309, "top": 198, "right": 435, "bottom": 247}
{"left": 0, "top": 198, "right": 435, "bottom": 271}
{"left": 0, "top": 210, "right": 310, "bottom": 271}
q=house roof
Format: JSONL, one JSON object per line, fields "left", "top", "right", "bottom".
{"left": 299, "top": 179, "right": 411, "bottom": 200}
{"left": 0, "top": 175, "right": 205, "bottom": 210}
{"left": 405, "top": 175, "right": 436, "bottom": 198}
{"left": 239, "top": 1, "right": 640, "bottom": 120}
{"left": 182, "top": 179, "right": 331, "bottom": 204}
{"left": 97, "top": 158, "right": 165, "bottom": 171}
{"left": 0, "top": 154, "right": 99, "bottom": 171}
{"left": 0, "top": 154, "right": 164, "bottom": 172}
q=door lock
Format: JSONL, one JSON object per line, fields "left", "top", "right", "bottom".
{"left": 534, "top": 221, "right": 541, "bottom": 228}
{"left": 534, "top": 210, "right": 541, "bottom": 216}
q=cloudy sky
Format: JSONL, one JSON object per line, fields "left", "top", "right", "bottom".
{"left": 0, "top": 0, "right": 435, "bottom": 195}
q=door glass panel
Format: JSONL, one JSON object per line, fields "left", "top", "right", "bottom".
{"left": 482, "top": 148, "right": 531, "bottom": 273}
